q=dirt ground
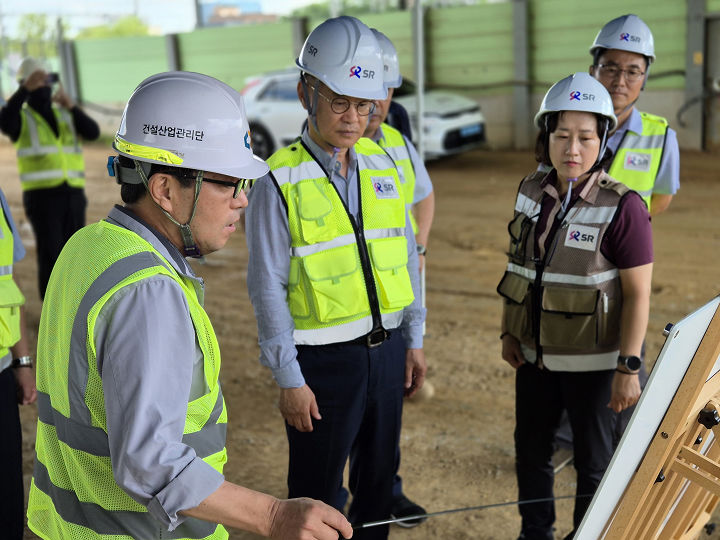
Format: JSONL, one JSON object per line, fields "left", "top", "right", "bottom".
{"left": 3, "top": 138, "right": 720, "bottom": 540}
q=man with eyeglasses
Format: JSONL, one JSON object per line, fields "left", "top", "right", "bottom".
{"left": 26, "top": 71, "right": 353, "bottom": 540}
{"left": 589, "top": 14, "right": 680, "bottom": 216}
{"left": 246, "top": 16, "right": 426, "bottom": 540}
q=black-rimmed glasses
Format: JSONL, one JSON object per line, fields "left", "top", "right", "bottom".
{"left": 202, "top": 177, "right": 250, "bottom": 198}
{"left": 306, "top": 82, "right": 375, "bottom": 116}
{"left": 596, "top": 63, "right": 645, "bottom": 83}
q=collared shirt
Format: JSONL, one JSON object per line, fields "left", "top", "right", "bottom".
{"left": 607, "top": 107, "right": 680, "bottom": 195}
{"left": 369, "top": 125, "right": 434, "bottom": 204}
{"left": 246, "top": 130, "right": 425, "bottom": 389}
{"left": 94, "top": 206, "right": 223, "bottom": 531}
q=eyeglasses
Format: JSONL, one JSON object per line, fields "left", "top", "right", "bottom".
{"left": 306, "top": 82, "right": 375, "bottom": 116}
{"left": 596, "top": 63, "right": 646, "bottom": 83}
{"left": 202, "top": 177, "right": 250, "bottom": 198}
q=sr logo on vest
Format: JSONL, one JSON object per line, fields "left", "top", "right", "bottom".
{"left": 624, "top": 152, "right": 651, "bottom": 172}
{"left": 563, "top": 225, "right": 600, "bottom": 252}
{"left": 372, "top": 177, "right": 399, "bottom": 199}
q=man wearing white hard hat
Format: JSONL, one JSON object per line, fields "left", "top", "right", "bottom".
{"left": 26, "top": 71, "right": 352, "bottom": 540}
{"left": 362, "top": 27, "right": 433, "bottom": 528}
{"left": 246, "top": 16, "right": 426, "bottom": 539}
{"left": 589, "top": 14, "right": 680, "bottom": 215}
{"left": 0, "top": 57, "right": 100, "bottom": 299}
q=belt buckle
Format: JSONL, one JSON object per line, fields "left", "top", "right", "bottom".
{"left": 366, "top": 328, "right": 388, "bottom": 348}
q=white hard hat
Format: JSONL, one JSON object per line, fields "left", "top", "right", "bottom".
{"left": 113, "top": 71, "right": 268, "bottom": 179}
{"left": 590, "top": 14, "right": 655, "bottom": 64}
{"left": 372, "top": 29, "right": 402, "bottom": 89}
{"left": 16, "top": 57, "right": 46, "bottom": 81}
{"left": 296, "top": 16, "right": 387, "bottom": 100}
{"left": 534, "top": 72, "right": 617, "bottom": 131}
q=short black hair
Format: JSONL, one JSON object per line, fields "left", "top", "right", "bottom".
{"left": 118, "top": 155, "right": 197, "bottom": 204}
{"left": 534, "top": 111, "right": 610, "bottom": 168}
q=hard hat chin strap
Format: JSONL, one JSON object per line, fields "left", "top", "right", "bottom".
{"left": 134, "top": 160, "right": 205, "bottom": 259}
{"left": 301, "top": 75, "right": 322, "bottom": 135}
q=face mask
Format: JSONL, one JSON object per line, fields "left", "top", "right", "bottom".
{"left": 28, "top": 86, "right": 52, "bottom": 106}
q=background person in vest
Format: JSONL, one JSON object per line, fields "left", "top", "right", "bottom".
{"left": 497, "top": 73, "right": 652, "bottom": 540}
{"left": 362, "top": 28, "right": 433, "bottom": 528}
{"left": 0, "top": 186, "right": 36, "bottom": 540}
{"left": 590, "top": 14, "right": 680, "bottom": 216}
{"left": 0, "top": 57, "right": 100, "bottom": 300}
{"left": 26, "top": 71, "right": 352, "bottom": 540}
{"left": 246, "top": 16, "right": 426, "bottom": 540}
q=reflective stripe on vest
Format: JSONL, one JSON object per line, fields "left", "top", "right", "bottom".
{"left": 268, "top": 138, "right": 413, "bottom": 345}
{"left": 376, "top": 124, "right": 418, "bottom": 233}
{"left": 28, "top": 223, "right": 227, "bottom": 540}
{"left": 608, "top": 111, "right": 668, "bottom": 212}
{"left": 0, "top": 203, "right": 25, "bottom": 359}
{"left": 15, "top": 106, "right": 86, "bottom": 190}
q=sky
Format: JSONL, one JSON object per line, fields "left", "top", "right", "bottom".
{"left": 0, "top": 0, "right": 318, "bottom": 38}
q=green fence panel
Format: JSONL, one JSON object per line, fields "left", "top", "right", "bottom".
{"left": 530, "top": 0, "right": 686, "bottom": 90}
{"left": 74, "top": 36, "right": 168, "bottom": 102}
{"left": 177, "top": 22, "right": 295, "bottom": 91}
{"left": 355, "top": 12, "right": 414, "bottom": 80}
{"left": 426, "top": 3, "right": 514, "bottom": 92}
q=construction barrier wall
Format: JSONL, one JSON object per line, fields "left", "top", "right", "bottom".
{"left": 26, "top": 0, "right": 717, "bottom": 149}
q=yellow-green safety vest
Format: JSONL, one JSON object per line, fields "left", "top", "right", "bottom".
{"left": 374, "top": 123, "right": 418, "bottom": 233}
{"left": 268, "top": 138, "right": 414, "bottom": 345}
{"left": 27, "top": 220, "right": 228, "bottom": 540}
{"left": 0, "top": 202, "right": 25, "bottom": 360}
{"left": 608, "top": 111, "right": 668, "bottom": 212}
{"left": 14, "top": 105, "right": 86, "bottom": 191}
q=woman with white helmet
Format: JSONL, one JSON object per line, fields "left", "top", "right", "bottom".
{"left": 27, "top": 71, "right": 352, "bottom": 540}
{"left": 245, "top": 16, "right": 426, "bottom": 540}
{"left": 496, "top": 72, "right": 653, "bottom": 540}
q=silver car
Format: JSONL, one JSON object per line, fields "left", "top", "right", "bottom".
{"left": 241, "top": 69, "right": 486, "bottom": 160}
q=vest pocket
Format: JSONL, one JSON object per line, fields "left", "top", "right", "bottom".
{"left": 287, "top": 257, "right": 310, "bottom": 319}
{"left": 507, "top": 213, "right": 533, "bottom": 265}
{"left": 540, "top": 287, "right": 598, "bottom": 349}
{"left": 296, "top": 180, "right": 335, "bottom": 244}
{"left": 0, "top": 280, "right": 24, "bottom": 348}
{"left": 303, "top": 244, "right": 367, "bottom": 322}
{"left": 497, "top": 271, "right": 532, "bottom": 342}
{"left": 369, "top": 237, "right": 414, "bottom": 310}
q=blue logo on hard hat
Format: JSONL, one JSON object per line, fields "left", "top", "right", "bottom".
{"left": 244, "top": 130, "right": 251, "bottom": 149}
{"left": 350, "top": 66, "right": 362, "bottom": 78}
{"left": 620, "top": 32, "right": 630, "bottom": 41}
{"left": 620, "top": 32, "right": 641, "bottom": 43}
{"left": 570, "top": 91, "right": 581, "bottom": 101}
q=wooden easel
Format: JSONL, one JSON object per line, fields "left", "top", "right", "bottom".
{"left": 603, "top": 304, "right": 720, "bottom": 539}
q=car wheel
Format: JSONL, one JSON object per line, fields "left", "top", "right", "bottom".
{"left": 249, "top": 123, "right": 274, "bottom": 160}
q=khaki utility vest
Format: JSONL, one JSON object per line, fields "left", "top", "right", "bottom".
{"left": 498, "top": 170, "right": 630, "bottom": 371}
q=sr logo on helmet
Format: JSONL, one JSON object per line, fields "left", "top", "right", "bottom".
{"left": 569, "top": 91, "right": 596, "bottom": 102}
{"left": 349, "top": 65, "right": 375, "bottom": 79}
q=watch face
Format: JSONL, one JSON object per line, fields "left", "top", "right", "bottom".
{"left": 622, "top": 355, "right": 642, "bottom": 371}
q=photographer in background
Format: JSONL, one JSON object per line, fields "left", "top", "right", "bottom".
{"left": 0, "top": 57, "right": 99, "bottom": 299}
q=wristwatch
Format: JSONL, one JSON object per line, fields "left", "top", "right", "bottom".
{"left": 12, "top": 355, "right": 33, "bottom": 368}
{"left": 617, "top": 355, "right": 641, "bottom": 373}
{"left": 416, "top": 244, "right": 427, "bottom": 256}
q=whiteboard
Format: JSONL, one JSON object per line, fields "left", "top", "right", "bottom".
{"left": 575, "top": 296, "right": 720, "bottom": 539}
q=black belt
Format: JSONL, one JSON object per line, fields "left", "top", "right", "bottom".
{"left": 350, "top": 327, "right": 391, "bottom": 348}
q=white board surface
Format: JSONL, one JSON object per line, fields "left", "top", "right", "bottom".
{"left": 575, "top": 296, "right": 720, "bottom": 539}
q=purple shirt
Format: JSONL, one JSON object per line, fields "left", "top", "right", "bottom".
{"left": 535, "top": 170, "right": 653, "bottom": 270}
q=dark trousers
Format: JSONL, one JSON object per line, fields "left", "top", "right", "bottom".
{"left": 515, "top": 363, "right": 617, "bottom": 540}
{"left": 0, "top": 367, "right": 24, "bottom": 540}
{"left": 288, "top": 331, "right": 406, "bottom": 540}
{"left": 23, "top": 185, "right": 86, "bottom": 299}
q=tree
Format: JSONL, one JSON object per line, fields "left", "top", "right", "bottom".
{"left": 75, "top": 16, "right": 149, "bottom": 40}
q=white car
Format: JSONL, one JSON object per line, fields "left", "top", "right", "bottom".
{"left": 240, "top": 69, "right": 486, "bottom": 160}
